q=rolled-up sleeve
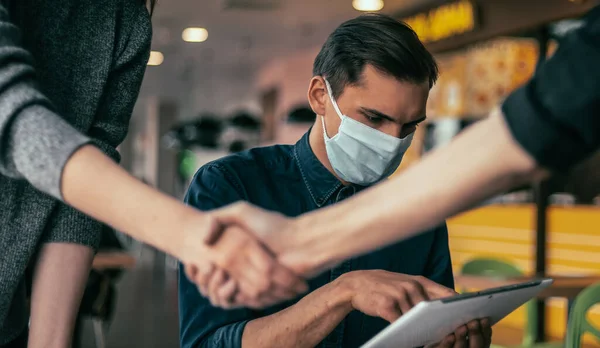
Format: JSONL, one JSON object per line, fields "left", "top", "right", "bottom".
{"left": 179, "top": 163, "right": 253, "bottom": 348}
{"left": 501, "top": 5, "right": 600, "bottom": 173}
{"left": 0, "top": 4, "right": 90, "bottom": 200}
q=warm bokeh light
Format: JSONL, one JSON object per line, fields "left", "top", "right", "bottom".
{"left": 148, "top": 51, "right": 165, "bottom": 66}
{"left": 147, "top": 51, "right": 164, "bottom": 66}
{"left": 182, "top": 27, "right": 209, "bottom": 43}
{"left": 352, "top": 0, "right": 384, "bottom": 12}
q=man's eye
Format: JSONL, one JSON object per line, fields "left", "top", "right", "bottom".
{"left": 400, "top": 124, "right": 418, "bottom": 138}
{"left": 366, "top": 116, "right": 383, "bottom": 124}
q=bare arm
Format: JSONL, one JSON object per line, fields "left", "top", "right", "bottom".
{"left": 281, "top": 109, "right": 547, "bottom": 273}
{"left": 242, "top": 269, "right": 461, "bottom": 347}
{"left": 242, "top": 280, "right": 352, "bottom": 348}
{"left": 62, "top": 146, "right": 305, "bottom": 303}
{"left": 201, "top": 108, "right": 544, "bottom": 302}
{"left": 28, "top": 244, "right": 94, "bottom": 348}
{"left": 199, "top": 9, "right": 600, "bottom": 305}
{"left": 285, "top": 5, "right": 600, "bottom": 270}
{"left": 61, "top": 145, "right": 209, "bottom": 261}
{"left": 179, "top": 270, "right": 351, "bottom": 348}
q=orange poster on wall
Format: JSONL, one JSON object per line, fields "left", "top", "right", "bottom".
{"left": 465, "top": 38, "right": 538, "bottom": 117}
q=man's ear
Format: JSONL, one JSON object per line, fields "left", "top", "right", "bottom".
{"left": 307, "top": 76, "right": 327, "bottom": 116}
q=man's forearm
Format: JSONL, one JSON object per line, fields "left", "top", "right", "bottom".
{"left": 242, "top": 280, "right": 353, "bottom": 348}
{"left": 290, "top": 109, "right": 545, "bottom": 272}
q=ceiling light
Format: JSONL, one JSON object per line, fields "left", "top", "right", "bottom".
{"left": 352, "top": 0, "right": 384, "bottom": 12}
{"left": 147, "top": 51, "right": 164, "bottom": 66}
{"left": 182, "top": 27, "right": 209, "bottom": 43}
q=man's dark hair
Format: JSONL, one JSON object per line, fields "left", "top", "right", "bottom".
{"left": 313, "top": 13, "right": 438, "bottom": 99}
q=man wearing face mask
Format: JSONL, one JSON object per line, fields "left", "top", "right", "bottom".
{"left": 179, "top": 14, "right": 491, "bottom": 348}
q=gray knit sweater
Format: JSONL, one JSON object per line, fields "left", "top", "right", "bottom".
{"left": 0, "top": 0, "right": 151, "bottom": 343}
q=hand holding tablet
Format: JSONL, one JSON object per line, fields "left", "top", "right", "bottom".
{"left": 424, "top": 318, "right": 492, "bottom": 348}
{"left": 362, "top": 278, "right": 553, "bottom": 348}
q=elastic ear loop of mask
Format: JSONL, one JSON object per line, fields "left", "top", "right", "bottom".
{"left": 324, "top": 79, "right": 344, "bottom": 119}
{"left": 322, "top": 78, "right": 344, "bottom": 140}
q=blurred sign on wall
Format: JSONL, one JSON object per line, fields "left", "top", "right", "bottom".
{"left": 403, "top": 0, "right": 477, "bottom": 44}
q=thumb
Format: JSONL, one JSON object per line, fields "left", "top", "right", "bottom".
{"left": 212, "top": 202, "right": 285, "bottom": 239}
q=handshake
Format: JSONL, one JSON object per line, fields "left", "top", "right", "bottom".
{"left": 179, "top": 202, "right": 318, "bottom": 309}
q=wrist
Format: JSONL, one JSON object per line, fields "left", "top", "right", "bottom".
{"left": 173, "top": 207, "right": 215, "bottom": 263}
{"left": 324, "top": 274, "right": 356, "bottom": 314}
{"left": 287, "top": 214, "right": 344, "bottom": 273}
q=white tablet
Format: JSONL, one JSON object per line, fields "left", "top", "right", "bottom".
{"left": 361, "top": 278, "right": 553, "bottom": 348}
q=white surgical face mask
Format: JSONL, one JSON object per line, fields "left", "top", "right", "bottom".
{"left": 321, "top": 79, "right": 413, "bottom": 185}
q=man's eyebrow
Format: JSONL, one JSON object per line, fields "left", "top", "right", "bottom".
{"left": 359, "top": 107, "right": 395, "bottom": 122}
{"left": 360, "top": 107, "right": 427, "bottom": 125}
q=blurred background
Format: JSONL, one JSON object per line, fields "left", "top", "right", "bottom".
{"left": 83, "top": 0, "right": 600, "bottom": 347}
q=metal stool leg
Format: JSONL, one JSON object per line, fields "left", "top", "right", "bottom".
{"left": 92, "top": 319, "right": 106, "bottom": 348}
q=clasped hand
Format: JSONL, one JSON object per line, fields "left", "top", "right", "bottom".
{"left": 182, "top": 202, "right": 324, "bottom": 309}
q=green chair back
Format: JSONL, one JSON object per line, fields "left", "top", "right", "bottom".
{"left": 565, "top": 282, "right": 600, "bottom": 348}
{"left": 461, "top": 258, "right": 539, "bottom": 346}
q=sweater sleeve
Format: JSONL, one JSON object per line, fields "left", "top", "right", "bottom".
{"left": 88, "top": 1, "right": 151, "bottom": 163}
{"left": 0, "top": 4, "right": 91, "bottom": 200}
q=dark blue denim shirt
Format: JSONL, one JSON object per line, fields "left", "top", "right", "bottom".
{"left": 179, "top": 131, "right": 454, "bottom": 348}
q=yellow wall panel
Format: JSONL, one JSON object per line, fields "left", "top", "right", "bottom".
{"left": 548, "top": 206, "right": 600, "bottom": 236}
{"left": 449, "top": 204, "right": 535, "bottom": 228}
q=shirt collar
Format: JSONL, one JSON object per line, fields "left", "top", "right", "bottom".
{"left": 293, "top": 129, "right": 344, "bottom": 207}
